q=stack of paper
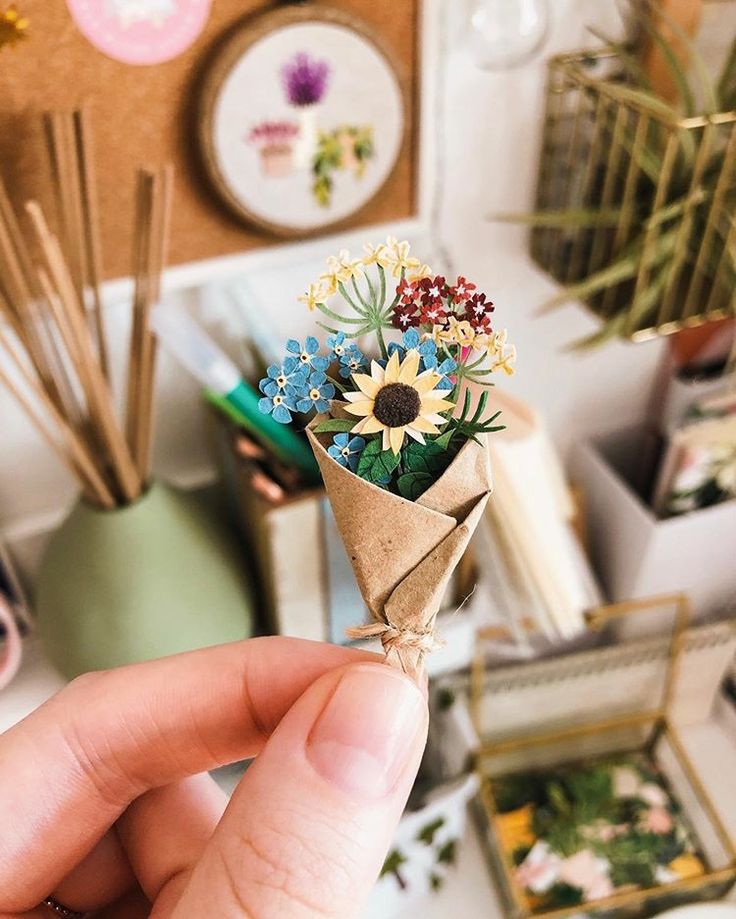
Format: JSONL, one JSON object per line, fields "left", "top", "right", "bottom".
{"left": 479, "top": 391, "right": 602, "bottom": 641}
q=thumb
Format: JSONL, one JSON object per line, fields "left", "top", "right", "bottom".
{"left": 171, "top": 661, "right": 427, "bottom": 919}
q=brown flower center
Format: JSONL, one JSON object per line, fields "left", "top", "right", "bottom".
{"left": 373, "top": 382, "right": 421, "bottom": 428}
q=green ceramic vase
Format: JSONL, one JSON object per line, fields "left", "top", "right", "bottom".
{"left": 36, "top": 483, "right": 254, "bottom": 678}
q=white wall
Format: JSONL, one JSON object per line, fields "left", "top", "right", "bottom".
{"left": 438, "top": 0, "right": 664, "bottom": 459}
{"left": 0, "top": 0, "right": 665, "bottom": 559}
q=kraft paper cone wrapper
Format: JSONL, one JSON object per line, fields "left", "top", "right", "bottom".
{"left": 307, "top": 417, "right": 493, "bottom": 680}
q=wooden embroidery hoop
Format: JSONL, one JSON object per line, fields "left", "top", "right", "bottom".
{"left": 197, "top": 3, "right": 409, "bottom": 237}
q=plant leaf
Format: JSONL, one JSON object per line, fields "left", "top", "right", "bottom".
{"left": 417, "top": 816, "right": 445, "bottom": 846}
{"left": 492, "top": 208, "right": 623, "bottom": 228}
{"left": 313, "top": 419, "right": 356, "bottom": 433}
{"left": 401, "top": 439, "right": 451, "bottom": 476}
{"left": 717, "top": 38, "right": 736, "bottom": 110}
{"left": 356, "top": 438, "right": 400, "bottom": 484}
{"left": 397, "top": 471, "right": 434, "bottom": 501}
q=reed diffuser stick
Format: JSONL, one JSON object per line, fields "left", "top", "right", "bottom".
{"left": 0, "top": 110, "right": 172, "bottom": 509}
{"left": 26, "top": 201, "right": 142, "bottom": 503}
{"left": 0, "top": 180, "right": 66, "bottom": 412}
{"left": 126, "top": 164, "right": 173, "bottom": 479}
{"left": 138, "top": 164, "right": 173, "bottom": 479}
{"left": 0, "top": 329, "right": 115, "bottom": 509}
{"left": 73, "top": 108, "right": 109, "bottom": 380}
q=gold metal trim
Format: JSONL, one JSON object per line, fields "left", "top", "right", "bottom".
{"left": 531, "top": 46, "right": 736, "bottom": 341}
{"left": 472, "top": 592, "right": 736, "bottom": 917}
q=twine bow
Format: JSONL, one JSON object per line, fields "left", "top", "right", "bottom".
{"left": 346, "top": 620, "right": 445, "bottom": 656}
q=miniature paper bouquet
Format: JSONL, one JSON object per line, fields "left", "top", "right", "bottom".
{"left": 258, "top": 237, "right": 516, "bottom": 678}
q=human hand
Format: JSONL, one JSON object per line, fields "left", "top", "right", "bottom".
{"left": 0, "top": 637, "right": 428, "bottom": 918}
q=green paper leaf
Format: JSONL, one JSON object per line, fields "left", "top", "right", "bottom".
{"left": 357, "top": 438, "right": 400, "bottom": 484}
{"left": 313, "top": 419, "right": 356, "bottom": 434}
{"left": 402, "top": 440, "right": 451, "bottom": 476}
{"left": 397, "top": 471, "right": 434, "bottom": 501}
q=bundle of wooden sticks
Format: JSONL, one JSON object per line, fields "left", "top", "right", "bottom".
{"left": 0, "top": 109, "right": 173, "bottom": 509}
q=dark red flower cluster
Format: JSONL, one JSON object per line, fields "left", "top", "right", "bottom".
{"left": 463, "top": 292, "right": 495, "bottom": 331}
{"left": 391, "top": 274, "right": 493, "bottom": 334}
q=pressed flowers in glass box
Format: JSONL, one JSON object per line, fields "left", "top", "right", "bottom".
{"left": 471, "top": 596, "right": 736, "bottom": 919}
{"left": 257, "top": 237, "right": 516, "bottom": 676}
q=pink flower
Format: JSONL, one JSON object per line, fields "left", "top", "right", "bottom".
{"left": 640, "top": 806, "right": 673, "bottom": 834}
{"left": 639, "top": 783, "right": 668, "bottom": 809}
{"left": 247, "top": 120, "right": 299, "bottom": 147}
{"left": 559, "top": 849, "right": 613, "bottom": 901}
{"left": 514, "top": 842, "right": 561, "bottom": 894}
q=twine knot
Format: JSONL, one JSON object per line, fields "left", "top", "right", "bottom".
{"left": 346, "top": 621, "right": 444, "bottom": 655}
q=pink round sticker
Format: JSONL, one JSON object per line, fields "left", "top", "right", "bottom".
{"left": 67, "top": 0, "right": 211, "bottom": 66}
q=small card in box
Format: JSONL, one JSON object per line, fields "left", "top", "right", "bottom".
{"left": 571, "top": 427, "right": 736, "bottom": 618}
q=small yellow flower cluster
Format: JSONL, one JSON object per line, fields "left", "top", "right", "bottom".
{"left": 425, "top": 323, "right": 516, "bottom": 375}
{"left": 0, "top": 4, "right": 28, "bottom": 50}
{"left": 298, "top": 237, "right": 431, "bottom": 311}
{"left": 487, "top": 329, "right": 517, "bottom": 376}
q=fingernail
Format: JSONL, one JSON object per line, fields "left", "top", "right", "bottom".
{"left": 307, "top": 664, "right": 426, "bottom": 799}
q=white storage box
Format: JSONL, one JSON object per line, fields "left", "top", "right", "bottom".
{"left": 571, "top": 427, "right": 736, "bottom": 618}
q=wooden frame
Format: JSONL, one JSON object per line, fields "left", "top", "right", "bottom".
{"left": 197, "top": 3, "right": 410, "bottom": 238}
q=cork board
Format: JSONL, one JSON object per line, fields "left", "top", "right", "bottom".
{"left": 0, "top": 1, "right": 421, "bottom": 281}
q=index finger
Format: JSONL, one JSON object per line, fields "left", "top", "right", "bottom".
{"left": 0, "top": 636, "right": 378, "bottom": 913}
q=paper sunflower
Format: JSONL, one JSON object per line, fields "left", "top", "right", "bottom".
{"left": 343, "top": 349, "right": 454, "bottom": 455}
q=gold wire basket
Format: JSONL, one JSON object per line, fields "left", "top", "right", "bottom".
{"left": 531, "top": 47, "right": 736, "bottom": 343}
{"left": 472, "top": 594, "right": 736, "bottom": 918}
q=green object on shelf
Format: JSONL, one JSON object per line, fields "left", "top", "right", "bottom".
{"left": 205, "top": 384, "right": 321, "bottom": 485}
{"left": 36, "top": 483, "right": 254, "bottom": 678}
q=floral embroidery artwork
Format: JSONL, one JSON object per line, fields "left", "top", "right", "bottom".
{"left": 245, "top": 50, "right": 376, "bottom": 207}
{"left": 205, "top": 14, "right": 404, "bottom": 233}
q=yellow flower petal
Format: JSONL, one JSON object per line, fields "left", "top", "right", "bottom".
{"left": 414, "top": 371, "right": 442, "bottom": 394}
{"left": 397, "top": 349, "right": 420, "bottom": 384}
{"left": 370, "top": 360, "right": 385, "bottom": 384}
{"left": 353, "top": 415, "right": 385, "bottom": 435}
{"left": 352, "top": 373, "right": 381, "bottom": 398}
{"left": 389, "top": 425, "right": 405, "bottom": 455}
{"left": 382, "top": 427, "right": 392, "bottom": 451}
{"left": 408, "top": 263, "right": 433, "bottom": 281}
{"left": 407, "top": 417, "right": 441, "bottom": 435}
{"left": 405, "top": 426, "right": 426, "bottom": 444}
{"left": 384, "top": 350, "right": 401, "bottom": 384}
{"left": 343, "top": 401, "right": 376, "bottom": 417}
{"left": 420, "top": 398, "right": 455, "bottom": 414}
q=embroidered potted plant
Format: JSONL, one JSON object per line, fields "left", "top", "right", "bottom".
{"left": 312, "top": 125, "right": 375, "bottom": 207}
{"left": 282, "top": 51, "right": 330, "bottom": 170}
{"left": 246, "top": 120, "right": 299, "bottom": 178}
